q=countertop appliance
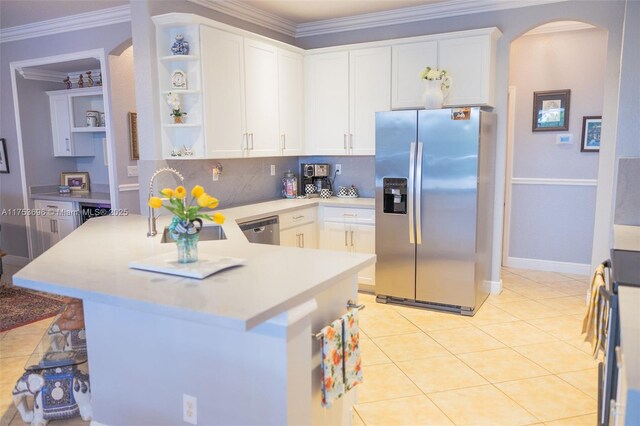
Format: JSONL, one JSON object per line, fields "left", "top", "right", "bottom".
{"left": 79, "top": 202, "right": 111, "bottom": 225}
{"left": 238, "top": 216, "right": 280, "bottom": 245}
{"left": 375, "top": 108, "right": 497, "bottom": 315}
{"left": 301, "top": 163, "right": 331, "bottom": 196}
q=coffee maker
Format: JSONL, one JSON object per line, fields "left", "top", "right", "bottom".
{"left": 301, "top": 163, "right": 331, "bottom": 197}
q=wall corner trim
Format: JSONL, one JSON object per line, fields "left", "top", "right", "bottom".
{"left": 0, "top": 5, "right": 131, "bottom": 44}
{"left": 487, "top": 279, "right": 503, "bottom": 295}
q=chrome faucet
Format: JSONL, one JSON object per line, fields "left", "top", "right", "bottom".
{"left": 147, "top": 167, "right": 185, "bottom": 237}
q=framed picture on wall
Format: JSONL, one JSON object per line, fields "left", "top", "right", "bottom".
{"left": 128, "top": 112, "right": 139, "bottom": 161}
{"left": 532, "top": 89, "right": 571, "bottom": 131}
{"left": 581, "top": 116, "right": 602, "bottom": 152}
{"left": 0, "top": 138, "right": 8, "bottom": 173}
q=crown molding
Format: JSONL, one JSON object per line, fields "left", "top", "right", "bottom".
{"left": 186, "top": 0, "right": 297, "bottom": 37}
{"left": 17, "top": 68, "right": 101, "bottom": 83}
{"left": 0, "top": 5, "right": 131, "bottom": 44}
{"left": 295, "top": 0, "right": 569, "bottom": 38}
{"left": 523, "top": 20, "right": 596, "bottom": 36}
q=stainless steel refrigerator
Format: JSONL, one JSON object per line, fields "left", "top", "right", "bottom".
{"left": 375, "top": 108, "right": 496, "bottom": 315}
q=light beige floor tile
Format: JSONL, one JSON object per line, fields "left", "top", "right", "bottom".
{"left": 0, "top": 356, "right": 29, "bottom": 390}
{"left": 478, "top": 321, "right": 558, "bottom": 347}
{"left": 0, "top": 333, "right": 43, "bottom": 358}
{"left": 458, "top": 348, "right": 551, "bottom": 383}
{"left": 427, "top": 326, "right": 505, "bottom": 354}
{"left": 0, "top": 404, "right": 17, "bottom": 426}
{"left": 429, "top": 384, "right": 538, "bottom": 426}
{"left": 559, "top": 273, "right": 589, "bottom": 281}
{"left": 508, "top": 285, "right": 574, "bottom": 300}
{"left": 373, "top": 332, "right": 449, "bottom": 362}
{"left": 558, "top": 368, "right": 598, "bottom": 399}
{"left": 359, "top": 328, "right": 369, "bottom": 339}
{"left": 515, "top": 270, "right": 570, "bottom": 283}
{"left": 397, "top": 355, "right": 488, "bottom": 393}
{"left": 355, "top": 395, "right": 453, "bottom": 426}
{"left": 464, "top": 303, "right": 520, "bottom": 326}
{"left": 359, "top": 305, "right": 420, "bottom": 338}
{"left": 496, "top": 376, "right": 596, "bottom": 422}
{"left": 496, "top": 299, "right": 566, "bottom": 320}
{"left": 359, "top": 338, "right": 392, "bottom": 366}
{"left": 537, "top": 296, "right": 587, "bottom": 315}
{"left": 358, "top": 292, "right": 378, "bottom": 306}
{"left": 513, "top": 341, "right": 598, "bottom": 374}
{"left": 4, "top": 318, "right": 54, "bottom": 337}
{"left": 486, "top": 288, "right": 530, "bottom": 305}
{"left": 527, "top": 315, "right": 584, "bottom": 341}
{"left": 393, "top": 306, "right": 470, "bottom": 331}
{"left": 0, "top": 333, "right": 6, "bottom": 342}
{"left": 565, "top": 336, "right": 598, "bottom": 355}
{"left": 353, "top": 410, "right": 365, "bottom": 426}
{"left": 545, "top": 413, "right": 597, "bottom": 425}
{"left": 547, "top": 280, "right": 589, "bottom": 297}
{"left": 357, "top": 363, "right": 421, "bottom": 404}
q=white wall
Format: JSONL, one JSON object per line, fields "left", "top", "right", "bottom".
{"left": 506, "top": 28, "right": 607, "bottom": 271}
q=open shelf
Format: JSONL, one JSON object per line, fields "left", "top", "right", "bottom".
{"left": 161, "top": 89, "right": 200, "bottom": 95}
{"left": 72, "top": 127, "right": 106, "bottom": 133}
{"left": 162, "top": 123, "right": 200, "bottom": 128}
{"left": 159, "top": 55, "right": 199, "bottom": 62}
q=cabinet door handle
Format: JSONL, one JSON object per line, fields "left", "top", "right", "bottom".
{"left": 250, "top": 133, "right": 254, "bottom": 150}
{"left": 343, "top": 213, "right": 357, "bottom": 217}
{"left": 349, "top": 133, "right": 353, "bottom": 152}
{"left": 282, "top": 134, "right": 286, "bottom": 151}
{"left": 292, "top": 215, "right": 304, "bottom": 220}
{"left": 46, "top": 205, "right": 58, "bottom": 209}
{"left": 65, "top": 137, "right": 70, "bottom": 151}
{"left": 343, "top": 134, "right": 347, "bottom": 150}
{"left": 242, "top": 133, "right": 247, "bottom": 152}
{"left": 344, "top": 230, "right": 348, "bottom": 247}
{"left": 350, "top": 230, "right": 354, "bottom": 247}
{"left": 51, "top": 219, "right": 58, "bottom": 234}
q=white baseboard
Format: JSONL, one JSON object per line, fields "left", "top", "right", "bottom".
{"left": 90, "top": 421, "right": 108, "bottom": 426}
{"left": 486, "top": 279, "right": 503, "bottom": 294}
{"left": 505, "top": 256, "right": 591, "bottom": 275}
{"left": 3, "top": 255, "right": 29, "bottom": 267}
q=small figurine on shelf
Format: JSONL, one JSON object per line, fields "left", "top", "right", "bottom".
{"left": 182, "top": 146, "right": 193, "bottom": 156}
{"left": 166, "top": 92, "right": 187, "bottom": 124}
{"left": 171, "top": 34, "right": 189, "bottom": 55}
{"left": 96, "top": 72, "right": 102, "bottom": 86}
{"left": 77, "top": 74, "right": 84, "bottom": 88}
{"left": 86, "top": 71, "right": 94, "bottom": 87}
{"left": 63, "top": 76, "right": 72, "bottom": 89}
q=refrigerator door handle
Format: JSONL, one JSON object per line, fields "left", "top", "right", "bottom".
{"left": 408, "top": 142, "right": 416, "bottom": 244}
{"left": 415, "top": 142, "right": 423, "bottom": 245}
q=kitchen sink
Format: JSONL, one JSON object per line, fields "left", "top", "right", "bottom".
{"left": 160, "top": 225, "right": 226, "bottom": 243}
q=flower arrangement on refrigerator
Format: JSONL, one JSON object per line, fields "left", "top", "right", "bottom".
{"left": 420, "top": 66, "right": 452, "bottom": 90}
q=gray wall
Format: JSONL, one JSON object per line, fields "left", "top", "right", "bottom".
{"left": 0, "top": 20, "right": 132, "bottom": 258}
{"left": 507, "top": 28, "right": 607, "bottom": 265}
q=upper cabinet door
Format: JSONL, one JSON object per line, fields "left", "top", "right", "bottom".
{"left": 438, "top": 35, "right": 492, "bottom": 107}
{"left": 244, "top": 39, "right": 280, "bottom": 157}
{"left": 391, "top": 41, "right": 438, "bottom": 109}
{"left": 305, "top": 51, "right": 350, "bottom": 155}
{"left": 278, "top": 49, "right": 304, "bottom": 156}
{"left": 49, "top": 94, "right": 73, "bottom": 156}
{"left": 201, "top": 26, "right": 247, "bottom": 158}
{"left": 349, "top": 47, "right": 391, "bottom": 156}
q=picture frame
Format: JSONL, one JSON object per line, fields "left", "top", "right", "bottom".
{"left": 60, "top": 172, "right": 90, "bottom": 193}
{"left": 0, "top": 138, "right": 9, "bottom": 173}
{"left": 581, "top": 116, "right": 602, "bottom": 152}
{"left": 128, "top": 112, "right": 139, "bottom": 161}
{"left": 532, "top": 89, "right": 571, "bottom": 132}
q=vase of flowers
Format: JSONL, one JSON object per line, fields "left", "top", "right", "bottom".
{"left": 167, "top": 92, "right": 188, "bottom": 124}
{"left": 420, "top": 67, "right": 452, "bottom": 109}
{"left": 148, "top": 185, "right": 225, "bottom": 263}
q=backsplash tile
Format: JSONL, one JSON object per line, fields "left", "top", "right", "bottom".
{"left": 299, "top": 156, "right": 375, "bottom": 197}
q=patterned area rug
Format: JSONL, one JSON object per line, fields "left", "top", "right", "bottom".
{"left": 0, "top": 285, "right": 65, "bottom": 332}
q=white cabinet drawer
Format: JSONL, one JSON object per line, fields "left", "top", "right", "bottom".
{"left": 34, "top": 200, "right": 77, "bottom": 216}
{"left": 279, "top": 207, "right": 316, "bottom": 229}
{"left": 321, "top": 206, "right": 374, "bottom": 224}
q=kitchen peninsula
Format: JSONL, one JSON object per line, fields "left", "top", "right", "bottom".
{"left": 12, "top": 199, "right": 375, "bottom": 425}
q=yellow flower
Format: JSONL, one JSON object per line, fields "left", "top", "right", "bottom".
{"left": 174, "top": 186, "right": 187, "bottom": 199}
{"left": 212, "top": 212, "right": 225, "bottom": 224}
{"left": 191, "top": 185, "right": 205, "bottom": 198}
{"left": 208, "top": 197, "right": 219, "bottom": 209}
{"left": 148, "top": 197, "right": 163, "bottom": 209}
{"left": 160, "top": 188, "right": 174, "bottom": 197}
{"left": 197, "top": 193, "right": 212, "bottom": 207}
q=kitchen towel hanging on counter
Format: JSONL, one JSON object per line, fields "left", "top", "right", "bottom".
{"left": 320, "top": 318, "right": 345, "bottom": 407}
{"left": 342, "top": 309, "right": 363, "bottom": 391}
{"left": 582, "top": 263, "right": 608, "bottom": 358}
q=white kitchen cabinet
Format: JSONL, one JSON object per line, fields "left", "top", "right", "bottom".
{"left": 278, "top": 49, "right": 304, "bottom": 156}
{"left": 319, "top": 206, "right": 375, "bottom": 291}
{"left": 305, "top": 47, "right": 390, "bottom": 156}
{"left": 279, "top": 207, "right": 318, "bottom": 249}
{"left": 391, "top": 28, "right": 501, "bottom": 109}
{"left": 47, "top": 89, "right": 101, "bottom": 157}
{"left": 34, "top": 200, "right": 78, "bottom": 256}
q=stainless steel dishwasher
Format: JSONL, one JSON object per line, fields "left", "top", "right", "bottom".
{"left": 238, "top": 216, "right": 280, "bottom": 245}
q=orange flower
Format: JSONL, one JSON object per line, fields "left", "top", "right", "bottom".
{"left": 349, "top": 316, "right": 355, "bottom": 328}
{"left": 331, "top": 349, "right": 342, "bottom": 366}
{"left": 325, "top": 327, "right": 335, "bottom": 340}
{"left": 324, "top": 376, "right": 333, "bottom": 390}
{"left": 355, "top": 358, "right": 362, "bottom": 373}
{"left": 351, "top": 335, "right": 358, "bottom": 348}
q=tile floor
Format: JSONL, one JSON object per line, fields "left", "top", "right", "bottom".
{"left": 0, "top": 267, "right": 597, "bottom": 425}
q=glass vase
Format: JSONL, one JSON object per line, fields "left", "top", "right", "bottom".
{"left": 176, "top": 233, "right": 199, "bottom": 263}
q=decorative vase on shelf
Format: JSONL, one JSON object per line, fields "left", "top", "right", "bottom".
{"left": 173, "top": 115, "right": 185, "bottom": 124}
{"left": 171, "top": 34, "right": 189, "bottom": 55}
{"left": 422, "top": 79, "right": 446, "bottom": 109}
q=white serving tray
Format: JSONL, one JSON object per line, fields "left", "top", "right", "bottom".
{"left": 128, "top": 254, "right": 246, "bottom": 279}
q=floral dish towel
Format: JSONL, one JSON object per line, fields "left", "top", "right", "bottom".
{"left": 342, "top": 309, "right": 363, "bottom": 391}
{"left": 320, "top": 318, "right": 345, "bottom": 407}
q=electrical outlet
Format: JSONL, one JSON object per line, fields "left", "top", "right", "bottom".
{"left": 335, "top": 164, "right": 342, "bottom": 175}
{"left": 212, "top": 168, "right": 219, "bottom": 182}
{"left": 127, "top": 166, "right": 138, "bottom": 177}
{"left": 270, "top": 165, "right": 276, "bottom": 176}
{"left": 183, "top": 394, "right": 197, "bottom": 425}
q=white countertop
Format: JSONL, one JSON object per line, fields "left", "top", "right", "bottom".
{"left": 13, "top": 198, "right": 376, "bottom": 331}
{"left": 31, "top": 191, "right": 111, "bottom": 204}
